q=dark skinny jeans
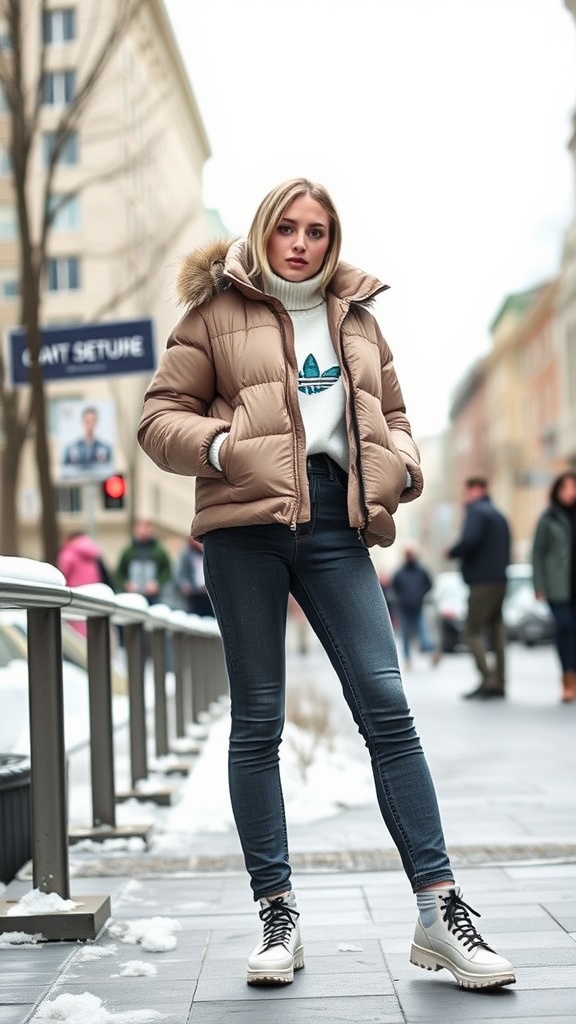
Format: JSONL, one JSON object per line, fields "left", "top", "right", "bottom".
{"left": 203, "top": 455, "right": 453, "bottom": 900}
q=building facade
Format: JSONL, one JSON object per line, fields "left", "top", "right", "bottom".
{"left": 0, "top": 0, "right": 218, "bottom": 564}
{"left": 442, "top": 282, "right": 563, "bottom": 562}
{"left": 558, "top": 0, "right": 576, "bottom": 465}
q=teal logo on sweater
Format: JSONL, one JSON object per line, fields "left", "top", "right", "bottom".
{"left": 298, "top": 354, "right": 341, "bottom": 395}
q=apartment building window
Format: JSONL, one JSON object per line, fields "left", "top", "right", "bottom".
{"left": 42, "top": 70, "right": 76, "bottom": 106}
{"left": 42, "top": 130, "right": 79, "bottom": 167}
{"left": 47, "top": 256, "right": 81, "bottom": 291}
{"left": 43, "top": 8, "right": 76, "bottom": 44}
{"left": 0, "top": 144, "right": 11, "bottom": 175}
{"left": 48, "top": 193, "right": 81, "bottom": 230}
{"left": 0, "top": 203, "right": 17, "bottom": 240}
{"left": 0, "top": 268, "right": 19, "bottom": 300}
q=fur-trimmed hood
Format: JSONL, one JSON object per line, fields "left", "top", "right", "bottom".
{"left": 176, "top": 237, "right": 388, "bottom": 310}
{"left": 176, "top": 238, "right": 238, "bottom": 309}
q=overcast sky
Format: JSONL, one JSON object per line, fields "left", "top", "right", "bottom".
{"left": 164, "top": 0, "right": 575, "bottom": 436}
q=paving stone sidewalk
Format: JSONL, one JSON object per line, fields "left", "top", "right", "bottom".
{"left": 2, "top": 862, "right": 576, "bottom": 1023}
{"left": 1, "top": 642, "right": 575, "bottom": 1022}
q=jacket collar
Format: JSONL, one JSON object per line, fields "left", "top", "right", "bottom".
{"left": 176, "top": 238, "right": 389, "bottom": 310}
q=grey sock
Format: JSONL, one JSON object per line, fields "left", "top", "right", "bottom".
{"left": 416, "top": 890, "right": 438, "bottom": 928}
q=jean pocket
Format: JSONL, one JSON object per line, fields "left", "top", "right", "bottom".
{"left": 331, "top": 462, "right": 349, "bottom": 493}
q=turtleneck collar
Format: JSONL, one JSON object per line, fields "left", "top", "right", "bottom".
{"left": 262, "top": 269, "right": 325, "bottom": 311}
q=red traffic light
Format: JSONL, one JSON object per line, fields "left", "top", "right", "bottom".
{"left": 103, "top": 474, "right": 126, "bottom": 500}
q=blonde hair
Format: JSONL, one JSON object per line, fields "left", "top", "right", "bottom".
{"left": 246, "top": 178, "right": 342, "bottom": 293}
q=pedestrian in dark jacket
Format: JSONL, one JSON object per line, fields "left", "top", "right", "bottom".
{"left": 173, "top": 537, "right": 214, "bottom": 616}
{"left": 392, "top": 546, "right": 441, "bottom": 669}
{"left": 531, "top": 470, "right": 576, "bottom": 702}
{"left": 447, "top": 476, "right": 510, "bottom": 699}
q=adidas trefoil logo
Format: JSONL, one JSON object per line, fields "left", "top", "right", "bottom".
{"left": 298, "top": 354, "right": 341, "bottom": 395}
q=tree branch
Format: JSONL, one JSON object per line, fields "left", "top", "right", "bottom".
{"left": 39, "top": 0, "right": 147, "bottom": 256}
{"left": 87, "top": 200, "right": 204, "bottom": 321}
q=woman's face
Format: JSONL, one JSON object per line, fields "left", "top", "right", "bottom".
{"left": 556, "top": 476, "right": 576, "bottom": 506}
{"left": 266, "top": 194, "right": 331, "bottom": 281}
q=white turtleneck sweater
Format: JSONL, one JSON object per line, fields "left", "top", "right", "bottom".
{"left": 209, "top": 270, "right": 349, "bottom": 472}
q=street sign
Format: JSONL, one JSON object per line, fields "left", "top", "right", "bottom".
{"left": 6, "top": 318, "right": 155, "bottom": 385}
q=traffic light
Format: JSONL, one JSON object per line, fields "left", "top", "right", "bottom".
{"left": 102, "top": 474, "right": 126, "bottom": 509}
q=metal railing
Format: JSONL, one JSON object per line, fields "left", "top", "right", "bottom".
{"left": 0, "top": 556, "right": 227, "bottom": 940}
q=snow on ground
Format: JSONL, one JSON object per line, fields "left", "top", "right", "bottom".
{"left": 0, "top": 658, "right": 129, "bottom": 756}
{"left": 30, "top": 992, "right": 165, "bottom": 1022}
{"left": 150, "top": 709, "right": 375, "bottom": 847}
{"left": 1, "top": 642, "right": 377, "bottom": 856}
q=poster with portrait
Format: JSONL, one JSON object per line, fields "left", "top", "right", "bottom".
{"left": 56, "top": 398, "right": 116, "bottom": 482}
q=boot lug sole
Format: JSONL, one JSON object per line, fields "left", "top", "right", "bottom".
{"left": 410, "top": 943, "right": 516, "bottom": 989}
{"left": 247, "top": 949, "right": 304, "bottom": 985}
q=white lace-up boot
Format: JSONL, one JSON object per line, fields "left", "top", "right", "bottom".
{"left": 247, "top": 891, "right": 304, "bottom": 985}
{"left": 410, "top": 885, "right": 516, "bottom": 989}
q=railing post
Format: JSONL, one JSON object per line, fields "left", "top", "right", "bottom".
{"left": 185, "top": 632, "right": 199, "bottom": 723}
{"left": 190, "top": 633, "right": 209, "bottom": 722}
{"left": 86, "top": 616, "right": 116, "bottom": 828}
{"left": 150, "top": 627, "right": 168, "bottom": 757}
{"left": 172, "top": 631, "right": 186, "bottom": 737}
{"left": 124, "top": 622, "right": 148, "bottom": 788}
{"left": 27, "top": 606, "right": 70, "bottom": 898}
{"left": 0, "top": 563, "right": 124, "bottom": 938}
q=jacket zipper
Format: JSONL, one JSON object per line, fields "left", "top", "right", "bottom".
{"left": 270, "top": 303, "right": 302, "bottom": 529}
{"left": 335, "top": 302, "right": 368, "bottom": 530}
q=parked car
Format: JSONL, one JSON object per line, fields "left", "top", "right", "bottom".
{"left": 516, "top": 599, "right": 556, "bottom": 647}
{"left": 430, "top": 563, "right": 549, "bottom": 652}
{"left": 502, "top": 563, "right": 533, "bottom": 640}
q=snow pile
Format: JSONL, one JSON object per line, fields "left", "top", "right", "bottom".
{"left": 0, "top": 656, "right": 129, "bottom": 756}
{"left": 70, "top": 837, "right": 147, "bottom": 855}
{"left": 148, "top": 709, "right": 374, "bottom": 846}
{"left": 0, "top": 930, "right": 44, "bottom": 946}
{"left": 75, "top": 945, "right": 118, "bottom": 962}
{"left": 108, "top": 917, "right": 181, "bottom": 952}
{"left": 116, "top": 961, "right": 158, "bottom": 977}
{"left": 31, "top": 992, "right": 164, "bottom": 1022}
{"left": 7, "top": 889, "right": 80, "bottom": 915}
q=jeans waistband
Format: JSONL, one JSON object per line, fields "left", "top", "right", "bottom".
{"left": 306, "top": 453, "right": 347, "bottom": 483}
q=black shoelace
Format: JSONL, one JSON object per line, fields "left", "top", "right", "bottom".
{"left": 259, "top": 897, "right": 299, "bottom": 951}
{"left": 440, "top": 890, "right": 495, "bottom": 953}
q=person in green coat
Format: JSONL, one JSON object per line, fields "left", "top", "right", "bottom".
{"left": 532, "top": 470, "right": 576, "bottom": 702}
{"left": 116, "top": 518, "right": 172, "bottom": 605}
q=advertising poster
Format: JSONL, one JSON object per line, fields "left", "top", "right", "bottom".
{"left": 56, "top": 398, "right": 116, "bottom": 482}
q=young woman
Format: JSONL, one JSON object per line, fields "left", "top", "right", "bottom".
{"left": 138, "top": 178, "right": 515, "bottom": 991}
{"left": 532, "top": 469, "right": 576, "bottom": 702}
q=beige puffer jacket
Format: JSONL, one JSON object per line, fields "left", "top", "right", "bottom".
{"left": 137, "top": 238, "right": 423, "bottom": 547}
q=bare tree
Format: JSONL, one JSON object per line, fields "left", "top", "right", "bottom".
{"left": 0, "top": 0, "right": 144, "bottom": 561}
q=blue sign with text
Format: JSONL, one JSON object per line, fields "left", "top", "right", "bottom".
{"left": 7, "top": 318, "right": 156, "bottom": 385}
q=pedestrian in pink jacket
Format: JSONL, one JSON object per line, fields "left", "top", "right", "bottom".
{"left": 57, "top": 532, "right": 111, "bottom": 634}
